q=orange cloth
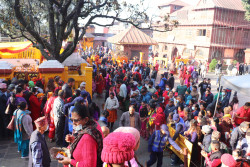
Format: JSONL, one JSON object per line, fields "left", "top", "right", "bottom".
{"left": 107, "top": 109, "right": 117, "bottom": 123}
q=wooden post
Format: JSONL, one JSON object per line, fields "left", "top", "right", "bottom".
{"left": 62, "top": 66, "right": 69, "bottom": 83}
{"left": 140, "top": 52, "right": 144, "bottom": 64}
{"left": 85, "top": 67, "right": 93, "bottom": 97}
{"left": 184, "top": 148, "right": 188, "bottom": 167}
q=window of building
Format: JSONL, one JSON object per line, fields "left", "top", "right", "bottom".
{"left": 196, "top": 50, "right": 204, "bottom": 57}
{"left": 183, "top": 48, "right": 191, "bottom": 58}
{"left": 212, "top": 50, "right": 222, "bottom": 60}
{"left": 234, "top": 50, "right": 245, "bottom": 63}
{"left": 186, "top": 30, "right": 192, "bottom": 37}
{"left": 165, "top": 45, "right": 168, "bottom": 51}
{"left": 243, "top": 31, "right": 249, "bottom": 39}
{"left": 198, "top": 29, "right": 206, "bottom": 36}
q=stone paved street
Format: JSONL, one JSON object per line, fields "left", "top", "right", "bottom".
{"left": 0, "top": 71, "right": 249, "bottom": 167}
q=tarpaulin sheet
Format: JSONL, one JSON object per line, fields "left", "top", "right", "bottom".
{"left": 221, "top": 75, "right": 250, "bottom": 96}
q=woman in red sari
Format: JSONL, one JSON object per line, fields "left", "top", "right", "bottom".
{"left": 95, "top": 72, "right": 105, "bottom": 95}
{"left": 182, "top": 64, "right": 187, "bottom": 79}
{"left": 44, "top": 91, "right": 58, "bottom": 142}
{"left": 184, "top": 71, "right": 191, "bottom": 88}
{"left": 27, "top": 88, "right": 42, "bottom": 130}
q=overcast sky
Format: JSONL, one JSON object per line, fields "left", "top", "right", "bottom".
{"left": 95, "top": 0, "right": 200, "bottom": 32}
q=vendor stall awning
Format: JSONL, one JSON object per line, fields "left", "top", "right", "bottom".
{"left": 0, "top": 42, "right": 32, "bottom": 54}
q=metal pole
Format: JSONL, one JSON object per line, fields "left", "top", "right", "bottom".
{"left": 184, "top": 148, "right": 188, "bottom": 167}
{"left": 214, "top": 78, "right": 222, "bottom": 117}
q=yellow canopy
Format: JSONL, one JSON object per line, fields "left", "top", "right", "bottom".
{"left": 0, "top": 42, "right": 32, "bottom": 53}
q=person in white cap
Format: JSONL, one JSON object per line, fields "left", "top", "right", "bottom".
{"left": 198, "top": 125, "right": 212, "bottom": 152}
{"left": 78, "top": 82, "right": 86, "bottom": 91}
{"left": 78, "top": 82, "right": 91, "bottom": 103}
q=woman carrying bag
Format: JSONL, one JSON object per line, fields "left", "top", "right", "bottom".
{"left": 13, "top": 101, "right": 33, "bottom": 158}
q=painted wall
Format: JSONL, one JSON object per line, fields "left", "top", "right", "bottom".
{"left": 123, "top": 45, "right": 150, "bottom": 60}
{"left": 153, "top": 6, "right": 250, "bottom": 63}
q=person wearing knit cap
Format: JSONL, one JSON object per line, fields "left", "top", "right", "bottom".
{"left": 146, "top": 124, "right": 183, "bottom": 167}
{"left": 114, "top": 127, "right": 142, "bottom": 167}
{"left": 198, "top": 125, "right": 212, "bottom": 152}
{"left": 101, "top": 132, "right": 136, "bottom": 167}
{"left": 79, "top": 81, "right": 92, "bottom": 104}
{"left": 79, "top": 82, "right": 86, "bottom": 91}
{"left": 28, "top": 116, "right": 51, "bottom": 167}
{"left": 221, "top": 153, "right": 237, "bottom": 167}
{"left": 201, "top": 140, "right": 222, "bottom": 167}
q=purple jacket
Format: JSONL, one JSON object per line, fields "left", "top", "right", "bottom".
{"left": 7, "top": 95, "right": 27, "bottom": 107}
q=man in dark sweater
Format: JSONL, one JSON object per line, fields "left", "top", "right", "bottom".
{"left": 62, "top": 78, "right": 75, "bottom": 98}
{"left": 168, "top": 73, "right": 175, "bottom": 90}
{"left": 29, "top": 116, "right": 51, "bottom": 167}
{"left": 198, "top": 78, "right": 208, "bottom": 98}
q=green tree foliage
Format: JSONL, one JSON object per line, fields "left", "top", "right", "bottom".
{"left": 242, "top": 0, "right": 250, "bottom": 21}
{"left": 0, "top": 0, "right": 173, "bottom": 63}
{"left": 209, "top": 59, "right": 218, "bottom": 71}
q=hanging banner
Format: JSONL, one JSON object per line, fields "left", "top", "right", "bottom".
{"left": 0, "top": 42, "right": 32, "bottom": 54}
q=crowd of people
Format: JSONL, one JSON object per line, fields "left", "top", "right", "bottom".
{"left": 0, "top": 56, "right": 249, "bottom": 167}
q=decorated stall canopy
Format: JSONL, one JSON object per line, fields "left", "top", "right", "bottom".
{"left": 221, "top": 75, "right": 250, "bottom": 96}
{"left": 0, "top": 42, "right": 32, "bottom": 53}
{"left": 0, "top": 42, "right": 42, "bottom": 61}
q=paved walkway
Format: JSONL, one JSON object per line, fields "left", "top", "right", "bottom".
{"left": 0, "top": 71, "right": 249, "bottom": 167}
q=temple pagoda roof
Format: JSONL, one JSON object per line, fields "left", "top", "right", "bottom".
{"left": 108, "top": 26, "right": 157, "bottom": 45}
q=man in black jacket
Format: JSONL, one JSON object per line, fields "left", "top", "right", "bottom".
{"left": 198, "top": 78, "right": 208, "bottom": 98}
{"left": 164, "top": 98, "right": 176, "bottom": 118}
{"left": 168, "top": 73, "right": 175, "bottom": 90}
{"left": 150, "top": 68, "right": 157, "bottom": 87}
{"left": 201, "top": 90, "right": 214, "bottom": 108}
{"left": 62, "top": 78, "right": 75, "bottom": 99}
{"left": 219, "top": 89, "right": 230, "bottom": 109}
